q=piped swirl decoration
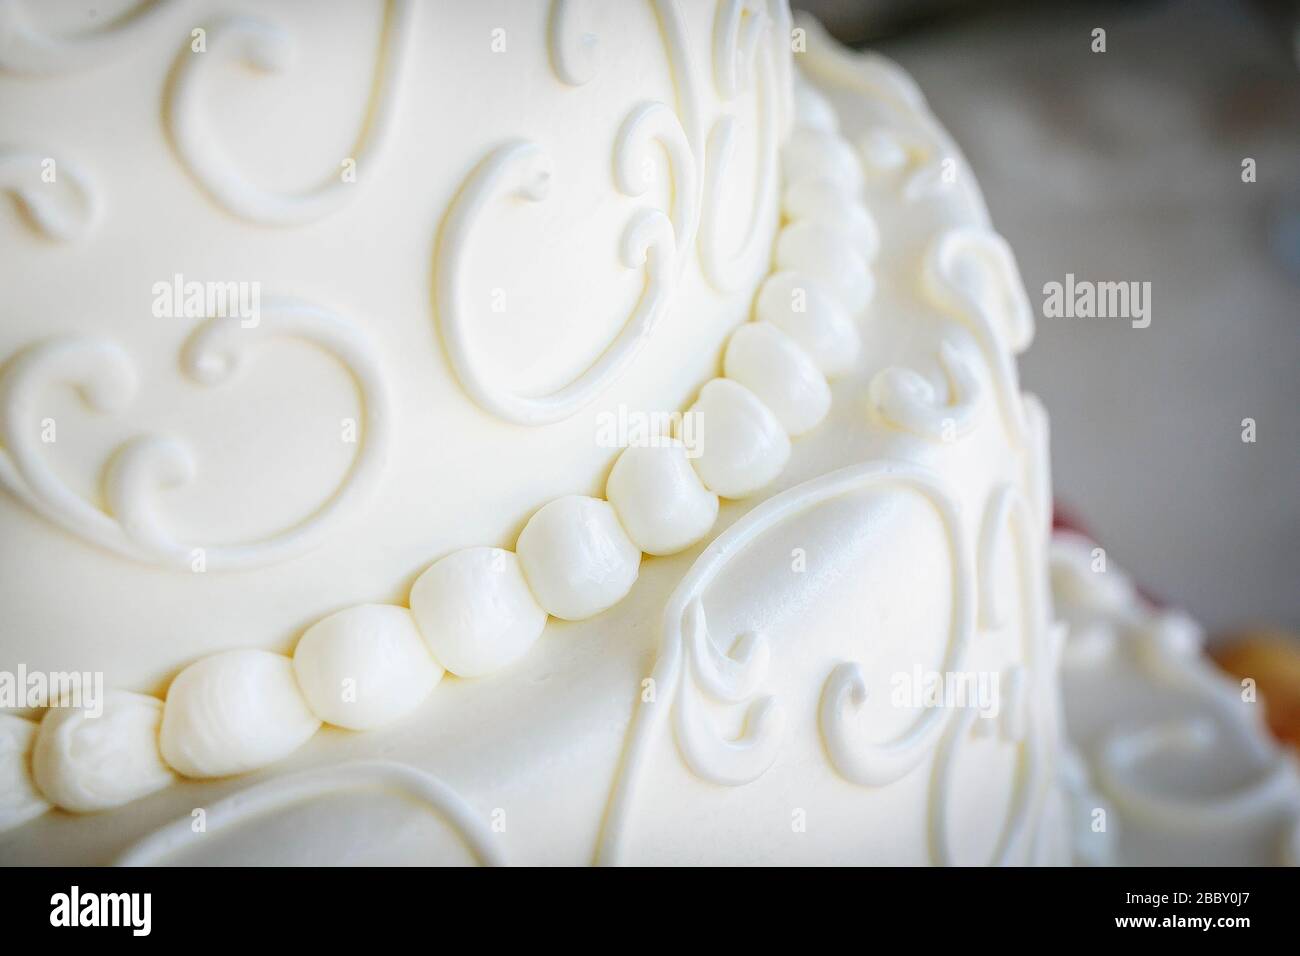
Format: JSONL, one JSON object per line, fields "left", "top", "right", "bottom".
{"left": 1095, "top": 718, "right": 1300, "bottom": 838}
{"left": 867, "top": 337, "right": 983, "bottom": 442}
{"left": 434, "top": 139, "right": 676, "bottom": 426}
{"left": 166, "top": 2, "right": 412, "bottom": 226}
{"left": 117, "top": 761, "right": 506, "bottom": 866}
{"left": 927, "top": 483, "right": 1053, "bottom": 865}
{"left": 1050, "top": 533, "right": 1300, "bottom": 864}
{"left": 614, "top": 100, "right": 699, "bottom": 276}
{"left": 547, "top": 0, "right": 598, "bottom": 87}
{"left": 0, "top": 300, "right": 392, "bottom": 570}
{"left": 0, "top": 150, "right": 99, "bottom": 240}
{"left": 699, "top": 0, "right": 780, "bottom": 292}
{"left": 599, "top": 460, "right": 974, "bottom": 864}
{"left": 0, "top": 0, "right": 180, "bottom": 74}
{"left": 674, "top": 599, "right": 784, "bottom": 786}
{"left": 928, "top": 676, "right": 1038, "bottom": 866}
{"left": 816, "top": 473, "right": 973, "bottom": 790}
{"left": 817, "top": 480, "right": 1052, "bottom": 865}
{"left": 922, "top": 227, "right": 1034, "bottom": 446}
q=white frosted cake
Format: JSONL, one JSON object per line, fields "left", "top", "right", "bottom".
{"left": 0, "top": 0, "right": 1294, "bottom": 866}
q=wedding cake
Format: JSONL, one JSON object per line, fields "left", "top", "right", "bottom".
{"left": 1, "top": 0, "right": 1293, "bottom": 866}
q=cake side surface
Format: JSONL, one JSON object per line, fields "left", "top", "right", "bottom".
{"left": 1, "top": 11, "right": 1081, "bottom": 865}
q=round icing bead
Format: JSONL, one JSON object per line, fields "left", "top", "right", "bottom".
{"left": 755, "top": 271, "right": 861, "bottom": 377}
{"left": 781, "top": 128, "right": 863, "bottom": 196}
{"left": 410, "top": 547, "right": 547, "bottom": 678}
{"left": 159, "top": 649, "right": 321, "bottom": 779}
{"left": 857, "top": 127, "right": 911, "bottom": 173}
{"left": 606, "top": 442, "right": 719, "bottom": 556}
{"left": 294, "top": 605, "right": 443, "bottom": 729}
{"left": 686, "top": 379, "right": 791, "bottom": 499}
{"left": 724, "top": 323, "right": 831, "bottom": 436}
{"left": 775, "top": 220, "right": 875, "bottom": 316}
{"left": 0, "top": 715, "right": 48, "bottom": 831}
{"left": 792, "top": 80, "right": 838, "bottom": 132}
{"left": 31, "top": 690, "right": 173, "bottom": 813}
{"left": 516, "top": 496, "right": 641, "bottom": 621}
{"left": 782, "top": 178, "right": 880, "bottom": 258}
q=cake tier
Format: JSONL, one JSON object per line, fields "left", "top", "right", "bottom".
{"left": 1, "top": 15, "right": 1075, "bottom": 865}
{"left": 1051, "top": 532, "right": 1300, "bottom": 867}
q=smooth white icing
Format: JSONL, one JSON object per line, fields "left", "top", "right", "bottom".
{"left": 516, "top": 496, "right": 641, "bottom": 621}
{"left": 159, "top": 649, "right": 321, "bottom": 779}
{"left": 723, "top": 321, "right": 830, "bottom": 435}
{"left": 605, "top": 442, "right": 719, "bottom": 557}
{"left": 409, "top": 547, "right": 547, "bottom": 679}
{"left": 684, "top": 378, "right": 790, "bottom": 499}
{"left": 117, "top": 760, "right": 505, "bottom": 866}
{"left": 754, "top": 270, "right": 860, "bottom": 377}
{"left": 31, "top": 690, "right": 173, "bottom": 813}
{"left": 293, "top": 604, "right": 442, "bottom": 730}
{"left": 0, "top": 715, "right": 47, "bottom": 832}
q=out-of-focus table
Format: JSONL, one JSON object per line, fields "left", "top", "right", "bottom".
{"left": 805, "top": 0, "right": 1300, "bottom": 632}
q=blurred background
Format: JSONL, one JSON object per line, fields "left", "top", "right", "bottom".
{"left": 796, "top": 0, "right": 1300, "bottom": 645}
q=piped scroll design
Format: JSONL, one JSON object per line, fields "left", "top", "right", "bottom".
{"left": 928, "top": 482, "right": 1053, "bottom": 865}
{"left": 1092, "top": 616, "right": 1300, "bottom": 858}
{"left": 922, "top": 227, "right": 1034, "bottom": 447}
{"left": 711, "top": 0, "right": 769, "bottom": 100}
{"left": 817, "top": 477, "right": 972, "bottom": 790}
{"left": 0, "top": 150, "right": 99, "bottom": 240}
{"left": 434, "top": 140, "right": 677, "bottom": 426}
{"left": 1095, "top": 718, "right": 1300, "bottom": 841}
{"left": 0, "top": 300, "right": 391, "bottom": 570}
{"left": 928, "top": 667, "right": 1038, "bottom": 866}
{"left": 857, "top": 126, "right": 959, "bottom": 204}
{"left": 866, "top": 337, "right": 983, "bottom": 443}
{"left": 547, "top": 0, "right": 598, "bottom": 86}
{"left": 824, "top": 482, "right": 1051, "bottom": 865}
{"left": 614, "top": 100, "right": 698, "bottom": 276}
{"left": 0, "top": 0, "right": 180, "bottom": 74}
{"left": 598, "top": 459, "right": 972, "bottom": 864}
{"left": 116, "top": 760, "right": 505, "bottom": 866}
{"left": 165, "top": 2, "right": 412, "bottom": 226}
{"left": 438, "top": 0, "right": 715, "bottom": 426}
{"left": 699, "top": 0, "right": 779, "bottom": 292}
{"left": 673, "top": 599, "right": 784, "bottom": 786}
